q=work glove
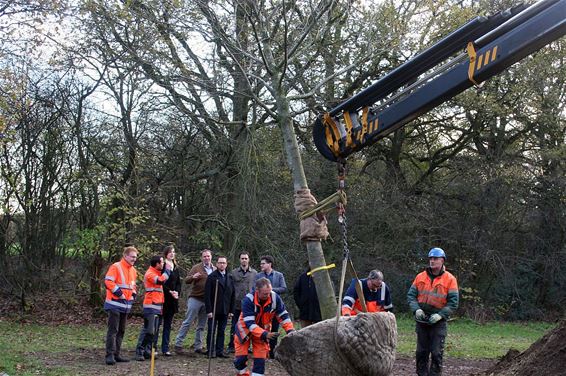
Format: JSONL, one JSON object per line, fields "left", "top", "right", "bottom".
{"left": 414, "top": 309, "right": 426, "bottom": 320}
{"left": 429, "top": 313, "right": 442, "bottom": 324}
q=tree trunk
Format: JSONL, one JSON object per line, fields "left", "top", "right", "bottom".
{"left": 277, "top": 312, "right": 397, "bottom": 376}
{"left": 274, "top": 81, "right": 337, "bottom": 319}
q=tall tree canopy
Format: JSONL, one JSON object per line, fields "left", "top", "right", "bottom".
{"left": 0, "top": 0, "right": 563, "bottom": 320}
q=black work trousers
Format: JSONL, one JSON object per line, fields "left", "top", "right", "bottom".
{"left": 415, "top": 320, "right": 447, "bottom": 376}
{"left": 105, "top": 310, "right": 128, "bottom": 358}
{"left": 206, "top": 313, "right": 228, "bottom": 356}
{"left": 136, "top": 313, "right": 162, "bottom": 356}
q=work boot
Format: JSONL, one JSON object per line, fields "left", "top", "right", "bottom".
{"left": 114, "top": 355, "right": 130, "bottom": 363}
{"left": 105, "top": 355, "right": 116, "bottom": 365}
{"left": 135, "top": 354, "right": 145, "bottom": 361}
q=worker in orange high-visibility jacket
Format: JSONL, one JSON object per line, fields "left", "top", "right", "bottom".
{"left": 103, "top": 246, "right": 139, "bottom": 366}
{"left": 233, "top": 277, "right": 295, "bottom": 376}
{"left": 135, "top": 255, "right": 171, "bottom": 361}
{"left": 341, "top": 269, "right": 393, "bottom": 316}
{"left": 407, "top": 247, "right": 459, "bottom": 376}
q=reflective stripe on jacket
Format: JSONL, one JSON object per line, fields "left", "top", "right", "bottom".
{"left": 235, "top": 291, "right": 294, "bottom": 344}
{"left": 341, "top": 278, "right": 393, "bottom": 316}
{"left": 104, "top": 259, "right": 138, "bottom": 313}
{"left": 143, "top": 266, "right": 170, "bottom": 315}
{"left": 407, "top": 267, "right": 459, "bottom": 319}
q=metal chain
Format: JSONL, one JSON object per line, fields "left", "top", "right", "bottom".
{"left": 333, "top": 158, "right": 362, "bottom": 376}
{"left": 337, "top": 159, "right": 350, "bottom": 260}
{"left": 339, "top": 212, "right": 350, "bottom": 259}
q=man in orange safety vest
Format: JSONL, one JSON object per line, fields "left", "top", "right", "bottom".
{"left": 233, "top": 277, "right": 295, "bottom": 376}
{"left": 103, "top": 245, "right": 139, "bottom": 365}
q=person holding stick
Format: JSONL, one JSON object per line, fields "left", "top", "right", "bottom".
{"left": 204, "top": 255, "right": 235, "bottom": 358}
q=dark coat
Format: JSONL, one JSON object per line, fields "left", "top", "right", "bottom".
{"left": 293, "top": 270, "right": 322, "bottom": 322}
{"left": 163, "top": 265, "right": 182, "bottom": 315}
{"left": 204, "top": 269, "right": 235, "bottom": 316}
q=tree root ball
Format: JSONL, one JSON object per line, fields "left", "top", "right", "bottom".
{"left": 276, "top": 312, "right": 397, "bottom": 376}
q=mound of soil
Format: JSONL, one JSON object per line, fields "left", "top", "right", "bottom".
{"left": 478, "top": 319, "right": 566, "bottom": 376}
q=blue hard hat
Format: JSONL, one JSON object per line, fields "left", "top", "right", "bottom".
{"left": 428, "top": 247, "right": 446, "bottom": 259}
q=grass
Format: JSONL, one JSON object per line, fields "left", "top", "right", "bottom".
{"left": 395, "top": 314, "right": 556, "bottom": 358}
{"left": 0, "top": 316, "right": 556, "bottom": 375}
{"left": 0, "top": 318, "right": 170, "bottom": 376}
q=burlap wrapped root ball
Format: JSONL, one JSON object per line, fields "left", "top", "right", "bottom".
{"left": 276, "top": 312, "right": 397, "bottom": 376}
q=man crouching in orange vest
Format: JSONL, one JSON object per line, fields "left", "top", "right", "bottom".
{"left": 233, "top": 277, "right": 295, "bottom": 376}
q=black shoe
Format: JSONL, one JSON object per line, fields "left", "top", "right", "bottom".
{"left": 105, "top": 355, "right": 116, "bottom": 365}
{"left": 217, "top": 352, "right": 230, "bottom": 358}
{"left": 135, "top": 354, "right": 145, "bottom": 361}
{"left": 143, "top": 352, "right": 151, "bottom": 359}
{"left": 162, "top": 351, "right": 173, "bottom": 357}
{"left": 194, "top": 348, "right": 206, "bottom": 355}
{"left": 115, "top": 355, "right": 130, "bottom": 363}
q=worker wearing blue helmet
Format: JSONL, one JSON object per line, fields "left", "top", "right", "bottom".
{"left": 407, "top": 247, "right": 459, "bottom": 376}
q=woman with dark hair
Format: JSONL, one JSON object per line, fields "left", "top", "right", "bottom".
{"left": 160, "top": 244, "right": 182, "bottom": 356}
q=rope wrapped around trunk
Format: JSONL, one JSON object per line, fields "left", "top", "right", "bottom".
{"left": 294, "top": 189, "right": 329, "bottom": 241}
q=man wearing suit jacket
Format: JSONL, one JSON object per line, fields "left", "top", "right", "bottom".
{"left": 204, "top": 255, "right": 235, "bottom": 358}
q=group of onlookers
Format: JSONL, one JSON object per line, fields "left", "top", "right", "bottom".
{"left": 103, "top": 245, "right": 297, "bottom": 366}
{"left": 103, "top": 244, "right": 459, "bottom": 376}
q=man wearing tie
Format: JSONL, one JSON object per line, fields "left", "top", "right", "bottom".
{"left": 204, "top": 255, "right": 235, "bottom": 358}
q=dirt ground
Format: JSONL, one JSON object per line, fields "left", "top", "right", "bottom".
{"left": 37, "top": 348, "right": 495, "bottom": 376}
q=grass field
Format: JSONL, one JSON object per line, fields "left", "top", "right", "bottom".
{"left": 0, "top": 315, "right": 556, "bottom": 376}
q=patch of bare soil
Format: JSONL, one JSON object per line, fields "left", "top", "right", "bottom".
{"left": 1, "top": 292, "right": 102, "bottom": 325}
{"left": 476, "top": 319, "right": 566, "bottom": 376}
{"left": 37, "top": 349, "right": 495, "bottom": 376}
{"left": 393, "top": 356, "right": 494, "bottom": 376}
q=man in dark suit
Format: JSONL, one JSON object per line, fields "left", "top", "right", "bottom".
{"left": 293, "top": 267, "right": 322, "bottom": 328}
{"left": 204, "top": 255, "right": 235, "bottom": 358}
